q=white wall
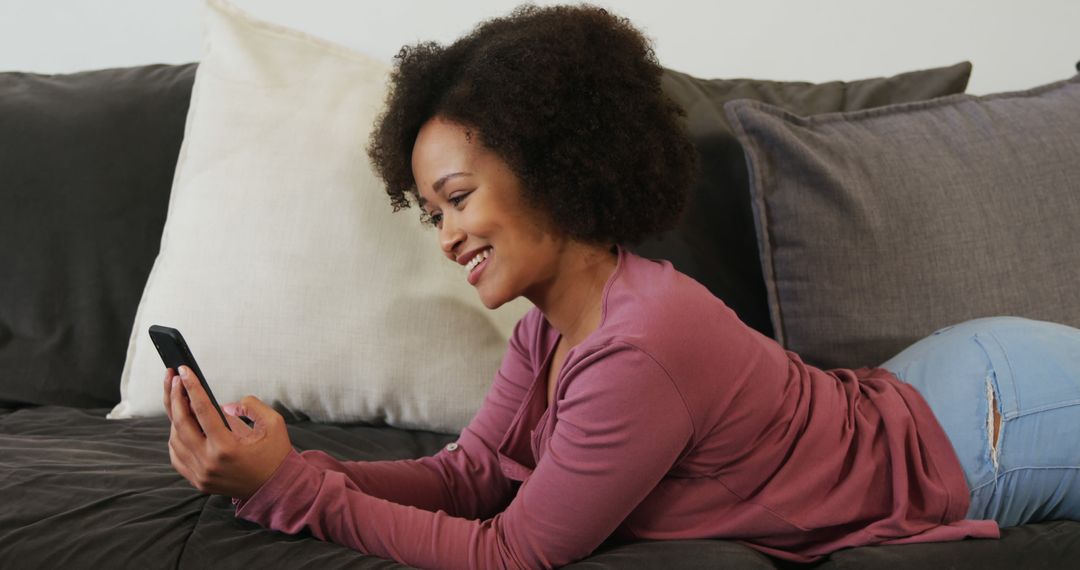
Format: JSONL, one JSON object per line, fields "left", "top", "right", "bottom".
{"left": 1, "top": 0, "right": 1077, "bottom": 95}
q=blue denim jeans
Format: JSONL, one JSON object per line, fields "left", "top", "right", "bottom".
{"left": 881, "top": 316, "right": 1080, "bottom": 527}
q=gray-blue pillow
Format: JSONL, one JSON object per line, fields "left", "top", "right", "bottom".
{"left": 635, "top": 62, "right": 972, "bottom": 338}
{"left": 726, "top": 74, "right": 1080, "bottom": 369}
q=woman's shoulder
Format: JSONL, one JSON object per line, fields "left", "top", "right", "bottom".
{"left": 592, "top": 249, "right": 788, "bottom": 384}
{"left": 566, "top": 251, "right": 793, "bottom": 441}
{"left": 603, "top": 250, "right": 746, "bottom": 338}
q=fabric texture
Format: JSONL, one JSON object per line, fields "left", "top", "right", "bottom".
{"left": 0, "top": 63, "right": 196, "bottom": 408}
{"left": 725, "top": 74, "right": 1080, "bottom": 370}
{"left": 110, "top": 0, "right": 530, "bottom": 432}
{"left": 882, "top": 317, "right": 1080, "bottom": 527}
{"left": 234, "top": 247, "right": 995, "bottom": 568}
{"left": 632, "top": 62, "right": 972, "bottom": 338}
{"left": 4, "top": 406, "right": 1079, "bottom": 569}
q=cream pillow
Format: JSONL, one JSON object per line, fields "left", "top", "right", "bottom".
{"left": 109, "top": 0, "right": 530, "bottom": 433}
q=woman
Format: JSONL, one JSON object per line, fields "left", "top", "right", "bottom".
{"left": 163, "top": 5, "right": 1080, "bottom": 567}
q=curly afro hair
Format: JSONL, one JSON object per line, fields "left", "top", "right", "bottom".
{"left": 366, "top": 3, "right": 696, "bottom": 246}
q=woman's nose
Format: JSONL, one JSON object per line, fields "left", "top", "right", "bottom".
{"left": 439, "top": 214, "right": 465, "bottom": 258}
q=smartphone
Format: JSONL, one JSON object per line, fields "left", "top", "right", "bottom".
{"left": 149, "top": 325, "right": 232, "bottom": 431}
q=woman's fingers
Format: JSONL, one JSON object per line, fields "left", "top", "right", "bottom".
{"left": 233, "top": 395, "right": 283, "bottom": 430}
{"left": 165, "top": 376, "right": 292, "bottom": 498}
{"left": 223, "top": 412, "right": 253, "bottom": 434}
{"left": 163, "top": 372, "right": 176, "bottom": 422}
{"left": 168, "top": 422, "right": 200, "bottom": 483}
{"left": 165, "top": 370, "right": 199, "bottom": 487}
{"left": 170, "top": 374, "right": 207, "bottom": 449}
{"left": 221, "top": 403, "right": 255, "bottom": 434}
{"left": 177, "top": 366, "right": 230, "bottom": 439}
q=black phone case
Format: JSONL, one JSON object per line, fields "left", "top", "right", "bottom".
{"left": 149, "top": 325, "right": 232, "bottom": 431}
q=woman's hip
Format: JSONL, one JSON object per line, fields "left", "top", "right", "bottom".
{"left": 880, "top": 316, "right": 1080, "bottom": 525}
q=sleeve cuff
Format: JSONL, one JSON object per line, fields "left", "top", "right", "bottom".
{"left": 233, "top": 448, "right": 319, "bottom": 522}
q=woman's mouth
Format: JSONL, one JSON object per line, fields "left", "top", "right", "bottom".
{"left": 466, "top": 247, "right": 493, "bottom": 286}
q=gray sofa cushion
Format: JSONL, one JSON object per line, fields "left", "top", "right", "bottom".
{"left": 0, "top": 64, "right": 196, "bottom": 407}
{"left": 725, "top": 74, "right": 1080, "bottom": 369}
{"left": 2, "top": 406, "right": 1079, "bottom": 569}
{"left": 635, "top": 63, "right": 972, "bottom": 338}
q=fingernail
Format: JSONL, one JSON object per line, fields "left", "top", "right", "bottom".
{"left": 179, "top": 366, "right": 189, "bottom": 377}
{"left": 172, "top": 377, "right": 180, "bottom": 389}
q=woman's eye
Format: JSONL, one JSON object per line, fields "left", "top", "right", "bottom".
{"left": 430, "top": 213, "right": 443, "bottom": 227}
{"left": 448, "top": 192, "right": 469, "bottom": 207}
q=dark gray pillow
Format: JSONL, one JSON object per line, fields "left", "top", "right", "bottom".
{"left": 635, "top": 62, "right": 972, "bottom": 337}
{"left": 0, "top": 64, "right": 196, "bottom": 407}
{"left": 725, "top": 74, "right": 1080, "bottom": 369}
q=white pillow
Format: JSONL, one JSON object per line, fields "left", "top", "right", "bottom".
{"left": 109, "top": 0, "right": 531, "bottom": 433}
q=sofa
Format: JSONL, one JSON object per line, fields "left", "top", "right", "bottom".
{"left": 3, "top": 4, "right": 1080, "bottom": 568}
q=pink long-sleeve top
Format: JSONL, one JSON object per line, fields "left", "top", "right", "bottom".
{"left": 234, "top": 245, "right": 999, "bottom": 567}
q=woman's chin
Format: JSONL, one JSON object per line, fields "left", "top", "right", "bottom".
{"left": 478, "top": 293, "right": 506, "bottom": 310}
{"left": 476, "top": 285, "right": 513, "bottom": 310}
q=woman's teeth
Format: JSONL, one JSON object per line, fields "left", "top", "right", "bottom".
{"left": 466, "top": 247, "right": 492, "bottom": 272}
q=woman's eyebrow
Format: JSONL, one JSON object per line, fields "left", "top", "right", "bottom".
{"left": 433, "top": 171, "right": 472, "bottom": 193}
{"left": 419, "top": 172, "right": 473, "bottom": 210}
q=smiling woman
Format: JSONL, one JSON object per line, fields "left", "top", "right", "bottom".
{"left": 411, "top": 116, "right": 557, "bottom": 307}
{"left": 409, "top": 116, "right": 616, "bottom": 323}
{"left": 161, "top": 3, "right": 1080, "bottom": 569}
{"left": 367, "top": 4, "right": 695, "bottom": 246}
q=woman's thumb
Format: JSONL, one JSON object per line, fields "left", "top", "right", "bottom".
{"left": 223, "top": 412, "right": 252, "bottom": 433}
{"left": 232, "top": 395, "right": 279, "bottom": 427}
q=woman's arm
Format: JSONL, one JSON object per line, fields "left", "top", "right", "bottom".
{"left": 266, "top": 361, "right": 529, "bottom": 519}
{"left": 166, "top": 311, "right": 540, "bottom": 519}
{"left": 275, "top": 312, "right": 541, "bottom": 518}
{"left": 233, "top": 343, "right": 694, "bottom": 568}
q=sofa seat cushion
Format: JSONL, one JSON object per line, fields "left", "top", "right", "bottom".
{"left": 2, "top": 406, "right": 1078, "bottom": 568}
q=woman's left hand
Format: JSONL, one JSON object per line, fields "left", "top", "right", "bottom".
{"left": 164, "top": 366, "right": 294, "bottom": 501}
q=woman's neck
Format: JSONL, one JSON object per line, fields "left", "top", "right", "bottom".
{"left": 530, "top": 243, "right": 618, "bottom": 347}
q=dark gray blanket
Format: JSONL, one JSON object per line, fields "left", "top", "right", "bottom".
{"left": 0, "top": 406, "right": 1076, "bottom": 569}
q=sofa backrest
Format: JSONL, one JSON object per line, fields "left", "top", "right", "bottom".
{"left": 0, "top": 64, "right": 196, "bottom": 407}
{"left": 0, "top": 61, "right": 971, "bottom": 407}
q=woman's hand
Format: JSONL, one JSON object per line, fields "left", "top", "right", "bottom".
{"left": 163, "top": 366, "right": 293, "bottom": 501}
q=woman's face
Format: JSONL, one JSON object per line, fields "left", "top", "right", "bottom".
{"left": 412, "top": 116, "right": 563, "bottom": 309}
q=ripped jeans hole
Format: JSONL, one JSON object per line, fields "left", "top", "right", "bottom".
{"left": 986, "top": 375, "right": 1002, "bottom": 469}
